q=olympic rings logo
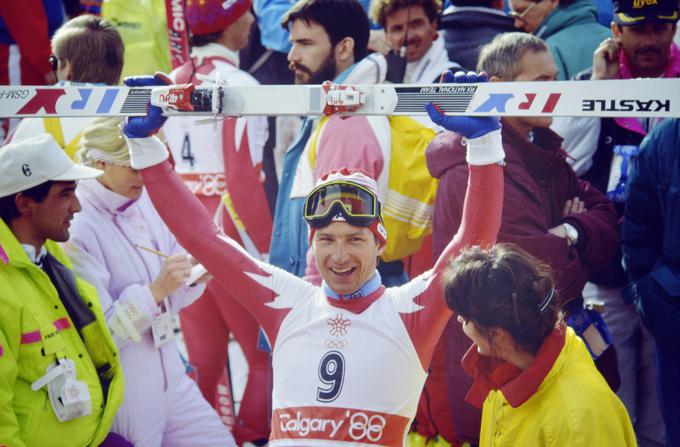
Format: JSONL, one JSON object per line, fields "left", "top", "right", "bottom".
{"left": 324, "top": 339, "right": 348, "bottom": 349}
{"left": 348, "top": 412, "right": 386, "bottom": 442}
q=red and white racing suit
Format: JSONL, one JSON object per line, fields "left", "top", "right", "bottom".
{"left": 139, "top": 156, "right": 503, "bottom": 446}
{"left": 162, "top": 43, "right": 272, "bottom": 443}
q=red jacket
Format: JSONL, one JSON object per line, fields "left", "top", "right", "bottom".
{"left": 428, "top": 121, "right": 618, "bottom": 305}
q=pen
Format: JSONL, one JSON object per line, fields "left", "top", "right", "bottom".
{"left": 133, "top": 244, "right": 169, "bottom": 259}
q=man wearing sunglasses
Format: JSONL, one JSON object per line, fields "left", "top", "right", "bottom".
{"left": 118, "top": 69, "right": 504, "bottom": 446}
{"left": 508, "top": 0, "right": 610, "bottom": 80}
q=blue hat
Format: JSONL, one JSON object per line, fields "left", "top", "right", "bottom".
{"left": 613, "top": 0, "right": 679, "bottom": 25}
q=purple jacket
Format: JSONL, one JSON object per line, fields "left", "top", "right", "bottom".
{"left": 426, "top": 122, "right": 619, "bottom": 306}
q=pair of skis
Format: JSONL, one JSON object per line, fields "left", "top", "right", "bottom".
{"left": 0, "top": 78, "right": 678, "bottom": 119}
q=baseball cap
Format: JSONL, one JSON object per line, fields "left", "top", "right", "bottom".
{"left": 187, "top": 0, "right": 252, "bottom": 36}
{"left": 613, "top": 0, "right": 679, "bottom": 25}
{"left": 0, "top": 134, "right": 102, "bottom": 198}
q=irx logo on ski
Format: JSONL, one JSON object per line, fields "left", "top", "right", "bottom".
{"left": 16, "top": 87, "right": 119, "bottom": 115}
{"left": 473, "top": 92, "right": 562, "bottom": 113}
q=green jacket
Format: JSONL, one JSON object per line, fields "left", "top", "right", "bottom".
{"left": 0, "top": 219, "right": 123, "bottom": 447}
{"left": 537, "top": 0, "right": 611, "bottom": 80}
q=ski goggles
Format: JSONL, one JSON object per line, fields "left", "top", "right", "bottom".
{"left": 304, "top": 180, "right": 381, "bottom": 228}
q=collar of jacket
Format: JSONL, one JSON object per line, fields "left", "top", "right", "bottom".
{"left": 462, "top": 323, "right": 567, "bottom": 409}
{"left": 0, "top": 216, "right": 66, "bottom": 270}
{"left": 325, "top": 284, "right": 386, "bottom": 314}
{"left": 77, "top": 178, "right": 139, "bottom": 217}
{"left": 404, "top": 34, "right": 460, "bottom": 84}
{"left": 189, "top": 42, "right": 239, "bottom": 67}
{"left": 501, "top": 120, "right": 565, "bottom": 179}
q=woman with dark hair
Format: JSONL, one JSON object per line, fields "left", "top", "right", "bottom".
{"left": 442, "top": 243, "right": 636, "bottom": 446}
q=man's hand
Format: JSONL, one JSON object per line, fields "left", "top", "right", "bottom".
{"left": 562, "top": 196, "right": 586, "bottom": 216}
{"left": 123, "top": 72, "right": 172, "bottom": 138}
{"left": 592, "top": 37, "right": 621, "bottom": 80}
{"left": 425, "top": 70, "right": 501, "bottom": 139}
{"left": 150, "top": 254, "right": 192, "bottom": 303}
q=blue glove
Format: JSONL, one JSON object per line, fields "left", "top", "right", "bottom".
{"left": 123, "top": 73, "right": 171, "bottom": 138}
{"left": 426, "top": 70, "right": 500, "bottom": 139}
{"left": 565, "top": 303, "right": 613, "bottom": 360}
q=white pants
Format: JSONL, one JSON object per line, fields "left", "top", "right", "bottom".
{"left": 111, "top": 338, "right": 235, "bottom": 447}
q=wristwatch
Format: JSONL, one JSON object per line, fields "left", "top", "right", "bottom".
{"left": 562, "top": 223, "right": 579, "bottom": 246}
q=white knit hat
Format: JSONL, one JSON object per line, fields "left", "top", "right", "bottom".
{"left": 316, "top": 169, "right": 379, "bottom": 197}
{"left": 309, "top": 169, "right": 387, "bottom": 243}
{"left": 0, "top": 134, "right": 102, "bottom": 198}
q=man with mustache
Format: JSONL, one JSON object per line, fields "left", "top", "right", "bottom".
{"left": 551, "top": 1, "right": 679, "bottom": 445}
{"left": 369, "top": 0, "right": 461, "bottom": 84}
{"left": 271, "top": 0, "right": 407, "bottom": 285}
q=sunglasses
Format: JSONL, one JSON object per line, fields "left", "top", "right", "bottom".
{"left": 49, "top": 54, "right": 58, "bottom": 72}
{"left": 509, "top": 0, "right": 542, "bottom": 21}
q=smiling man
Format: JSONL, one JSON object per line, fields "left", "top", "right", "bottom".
{"left": 370, "top": 0, "right": 461, "bottom": 83}
{"left": 120, "top": 65, "right": 505, "bottom": 446}
{"left": 0, "top": 134, "right": 124, "bottom": 447}
{"left": 270, "top": 0, "right": 415, "bottom": 286}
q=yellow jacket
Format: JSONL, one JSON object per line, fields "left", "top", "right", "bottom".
{"left": 464, "top": 327, "right": 636, "bottom": 447}
{"left": 101, "top": 0, "right": 172, "bottom": 78}
{"left": 0, "top": 219, "right": 123, "bottom": 447}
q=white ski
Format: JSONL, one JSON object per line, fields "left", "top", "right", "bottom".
{"left": 0, "top": 78, "right": 677, "bottom": 118}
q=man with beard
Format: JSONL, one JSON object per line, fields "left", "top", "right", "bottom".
{"left": 270, "top": 0, "right": 400, "bottom": 285}
{"left": 551, "top": 2, "right": 679, "bottom": 444}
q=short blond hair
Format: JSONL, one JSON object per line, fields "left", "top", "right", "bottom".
{"left": 78, "top": 117, "right": 130, "bottom": 167}
{"left": 369, "top": 0, "right": 442, "bottom": 29}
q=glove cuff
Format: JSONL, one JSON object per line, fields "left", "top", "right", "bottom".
{"left": 465, "top": 129, "right": 505, "bottom": 166}
{"left": 125, "top": 136, "right": 169, "bottom": 170}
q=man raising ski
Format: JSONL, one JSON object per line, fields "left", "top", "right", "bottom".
{"left": 121, "top": 72, "right": 504, "bottom": 447}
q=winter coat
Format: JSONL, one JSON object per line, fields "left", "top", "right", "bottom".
{"left": 551, "top": 44, "right": 680, "bottom": 287}
{"left": 440, "top": 6, "right": 515, "bottom": 72}
{"left": 536, "top": 0, "right": 611, "bottom": 80}
{"left": 0, "top": 219, "right": 123, "bottom": 447}
{"left": 419, "top": 122, "right": 619, "bottom": 443}
{"left": 427, "top": 122, "right": 619, "bottom": 304}
{"left": 463, "top": 326, "right": 636, "bottom": 446}
{"left": 622, "top": 119, "right": 680, "bottom": 348}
